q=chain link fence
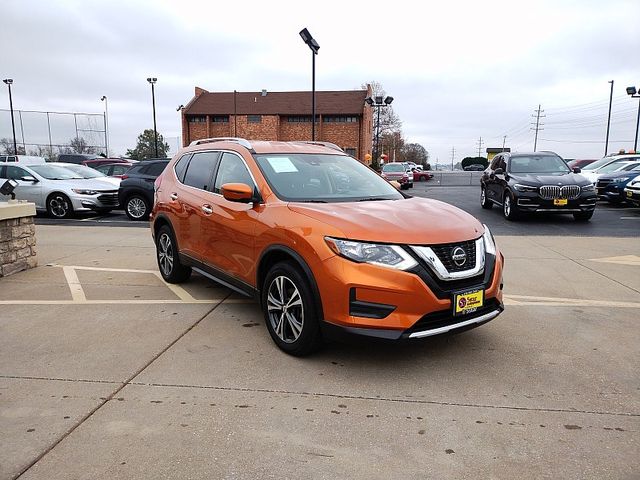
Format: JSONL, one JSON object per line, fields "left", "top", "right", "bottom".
{"left": 0, "top": 109, "right": 106, "bottom": 160}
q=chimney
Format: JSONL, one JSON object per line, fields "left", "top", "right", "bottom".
{"left": 261, "top": 89, "right": 267, "bottom": 97}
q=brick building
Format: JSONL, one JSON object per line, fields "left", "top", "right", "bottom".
{"left": 181, "top": 86, "right": 374, "bottom": 163}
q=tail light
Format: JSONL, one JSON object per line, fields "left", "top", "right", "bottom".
{"left": 121, "top": 174, "right": 129, "bottom": 180}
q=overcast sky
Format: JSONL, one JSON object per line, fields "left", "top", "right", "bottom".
{"left": 1, "top": 0, "right": 639, "bottom": 164}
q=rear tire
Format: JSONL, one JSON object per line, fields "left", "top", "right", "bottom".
{"left": 125, "top": 194, "right": 150, "bottom": 221}
{"left": 573, "top": 210, "right": 594, "bottom": 221}
{"left": 480, "top": 186, "right": 492, "bottom": 209}
{"left": 156, "top": 225, "right": 191, "bottom": 283}
{"left": 262, "top": 261, "right": 322, "bottom": 356}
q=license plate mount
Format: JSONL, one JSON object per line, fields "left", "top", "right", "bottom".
{"left": 453, "top": 289, "right": 484, "bottom": 317}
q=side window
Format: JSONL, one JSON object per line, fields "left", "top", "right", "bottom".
{"left": 6, "top": 166, "right": 29, "bottom": 180}
{"left": 173, "top": 154, "right": 192, "bottom": 183}
{"left": 113, "top": 165, "right": 128, "bottom": 176}
{"left": 146, "top": 162, "right": 168, "bottom": 177}
{"left": 183, "top": 152, "right": 219, "bottom": 190}
{"left": 214, "top": 153, "right": 253, "bottom": 194}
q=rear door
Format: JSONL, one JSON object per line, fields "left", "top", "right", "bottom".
{"left": 5, "top": 165, "right": 43, "bottom": 206}
{"left": 171, "top": 151, "right": 220, "bottom": 259}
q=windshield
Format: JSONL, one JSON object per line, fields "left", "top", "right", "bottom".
{"left": 29, "top": 164, "right": 84, "bottom": 180}
{"left": 599, "top": 161, "right": 635, "bottom": 173}
{"left": 255, "top": 154, "right": 403, "bottom": 202}
{"left": 63, "top": 164, "right": 107, "bottom": 178}
{"left": 382, "top": 163, "right": 405, "bottom": 173}
{"left": 509, "top": 155, "right": 570, "bottom": 174}
{"left": 582, "top": 157, "right": 618, "bottom": 171}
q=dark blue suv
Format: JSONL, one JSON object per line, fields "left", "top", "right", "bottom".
{"left": 596, "top": 163, "right": 640, "bottom": 204}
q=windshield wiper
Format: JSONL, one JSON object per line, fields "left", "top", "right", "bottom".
{"left": 298, "top": 199, "right": 328, "bottom": 203}
{"left": 358, "top": 197, "right": 391, "bottom": 201}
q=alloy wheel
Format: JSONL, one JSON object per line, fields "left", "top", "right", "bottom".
{"left": 49, "top": 195, "right": 70, "bottom": 218}
{"left": 504, "top": 195, "right": 511, "bottom": 217}
{"left": 127, "top": 197, "right": 147, "bottom": 219}
{"left": 267, "top": 275, "right": 304, "bottom": 343}
{"left": 157, "top": 233, "right": 174, "bottom": 276}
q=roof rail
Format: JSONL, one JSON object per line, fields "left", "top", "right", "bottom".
{"left": 293, "top": 141, "right": 344, "bottom": 152}
{"left": 189, "top": 137, "right": 254, "bottom": 152}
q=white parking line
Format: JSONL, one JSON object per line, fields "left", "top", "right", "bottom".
{"left": 504, "top": 295, "right": 640, "bottom": 309}
{"left": 62, "top": 266, "right": 86, "bottom": 302}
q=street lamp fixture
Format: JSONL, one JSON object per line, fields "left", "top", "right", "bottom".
{"left": 366, "top": 94, "right": 394, "bottom": 166}
{"left": 299, "top": 28, "right": 320, "bottom": 141}
{"left": 147, "top": 77, "right": 159, "bottom": 158}
{"left": 2, "top": 79, "right": 18, "bottom": 156}
{"left": 100, "top": 95, "right": 109, "bottom": 157}
{"left": 626, "top": 85, "right": 640, "bottom": 152}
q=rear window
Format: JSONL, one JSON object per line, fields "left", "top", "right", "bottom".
{"left": 383, "top": 164, "right": 404, "bottom": 173}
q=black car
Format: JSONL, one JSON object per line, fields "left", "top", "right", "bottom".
{"left": 118, "top": 159, "right": 169, "bottom": 220}
{"left": 57, "top": 153, "right": 99, "bottom": 164}
{"left": 480, "top": 152, "right": 596, "bottom": 221}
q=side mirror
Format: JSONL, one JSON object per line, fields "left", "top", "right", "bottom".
{"left": 494, "top": 168, "right": 504, "bottom": 175}
{"left": 572, "top": 167, "right": 581, "bottom": 174}
{"left": 21, "top": 176, "right": 38, "bottom": 183}
{"left": 221, "top": 183, "right": 254, "bottom": 203}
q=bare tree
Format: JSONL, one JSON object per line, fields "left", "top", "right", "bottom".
{"left": 0, "top": 138, "right": 26, "bottom": 155}
{"left": 69, "top": 137, "right": 96, "bottom": 154}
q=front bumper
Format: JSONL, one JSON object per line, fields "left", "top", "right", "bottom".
{"left": 69, "top": 191, "right": 120, "bottom": 211}
{"left": 624, "top": 187, "right": 640, "bottom": 206}
{"left": 514, "top": 191, "right": 596, "bottom": 213}
{"left": 315, "top": 245, "right": 504, "bottom": 340}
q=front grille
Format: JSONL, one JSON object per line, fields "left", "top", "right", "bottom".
{"left": 539, "top": 185, "right": 581, "bottom": 200}
{"left": 596, "top": 179, "right": 612, "bottom": 188}
{"left": 97, "top": 193, "right": 119, "bottom": 206}
{"left": 404, "top": 298, "right": 502, "bottom": 336}
{"left": 430, "top": 240, "right": 477, "bottom": 273}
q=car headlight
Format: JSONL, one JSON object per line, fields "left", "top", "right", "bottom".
{"left": 325, "top": 237, "right": 417, "bottom": 270}
{"left": 72, "top": 189, "right": 99, "bottom": 195}
{"left": 581, "top": 183, "right": 595, "bottom": 192}
{"left": 482, "top": 224, "right": 496, "bottom": 256}
{"left": 513, "top": 183, "right": 538, "bottom": 192}
{"left": 612, "top": 177, "right": 629, "bottom": 183}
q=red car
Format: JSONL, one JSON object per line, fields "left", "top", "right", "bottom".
{"left": 567, "top": 159, "right": 597, "bottom": 170}
{"left": 412, "top": 167, "right": 433, "bottom": 181}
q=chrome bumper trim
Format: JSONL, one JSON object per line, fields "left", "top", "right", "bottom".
{"left": 408, "top": 308, "right": 501, "bottom": 339}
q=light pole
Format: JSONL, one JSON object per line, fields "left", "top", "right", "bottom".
{"left": 299, "top": 28, "right": 320, "bottom": 141}
{"left": 147, "top": 77, "right": 158, "bottom": 157}
{"left": 604, "top": 80, "right": 614, "bottom": 156}
{"left": 2, "top": 79, "right": 18, "bottom": 155}
{"left": 626, "top": 86, "right": 640, "bottom": 152}
{"left": 176, "top": 105, "right": 184, "bottom": 150}
{"left": 101, "top": 95, "right": 109, "bottom": 157}
{"left": 365, "top": 95, "right": 394, "bottom": 166}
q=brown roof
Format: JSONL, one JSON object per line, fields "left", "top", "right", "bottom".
{"left": 184, "top": 89, "right": 369, "bottom": 116}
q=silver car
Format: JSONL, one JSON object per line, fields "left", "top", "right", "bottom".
{"left": 0, "top": 163, "right": 120, "bottom": 218}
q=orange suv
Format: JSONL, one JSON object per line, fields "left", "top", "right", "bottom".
{"left": 151, "top": 138, "right": 504, "bottom": 355}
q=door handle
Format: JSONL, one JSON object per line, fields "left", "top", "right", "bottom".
{"left": 170, "top": 193, "right": 178, "bottom": 200}
{"left": 201, "top": 205, "right": 213, "bottom": 215}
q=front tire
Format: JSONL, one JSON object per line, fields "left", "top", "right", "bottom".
{"left": 156, "top": 225, "right": 191, "bottom": 283}
{"left": 47, "top": 193, "right": 73, "bottom": 219}
{"left": 262, "top": 262, "right": 322, "bottom": 356}
{"left": 125, "top": 194, "right": 150, "bottom": 221}
{"left": 480, "top": 186, "right": 492, "bottom": 209}
{"left": 503, "top": 191, "right": 519, "bottom": 221}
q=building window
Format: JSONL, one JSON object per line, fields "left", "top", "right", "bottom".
{"left": 247, "top": 115, "right": 262, "bottom": 123}
{"left": 188, "top": 115, "right": 207, "bottom": 123}
{"left": 287, "top": 116, "right": 312, "bottom": 123}
{"left": 323, "top": 115, "right": 358, "bottom": 123}
{"left": 345, "top": 148, "right": 357, "bottom": 157}
{"left": 212, "top": 115, "right": 229, "bottom": 123}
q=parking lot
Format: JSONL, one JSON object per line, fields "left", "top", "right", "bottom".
{"left": 1, "top": 185, "right": 639, "bottom": 479}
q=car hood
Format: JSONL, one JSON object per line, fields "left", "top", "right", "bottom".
{"left": 598, "top": 171, "right": 639, "bottom": 180}
{"left": 288, "top": 197, "right": 484, "bottom": 245}
{"left": 510, "top": 172, "right": 590, "bottom": 185}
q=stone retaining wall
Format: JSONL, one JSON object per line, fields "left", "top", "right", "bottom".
{"left": 0, "top": 202, "right": 38, "bottom": 277}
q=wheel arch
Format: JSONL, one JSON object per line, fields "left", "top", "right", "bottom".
{"left": 257, "top": 245, "right": 324, "bottom": 321}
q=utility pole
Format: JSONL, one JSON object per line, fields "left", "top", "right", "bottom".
{"left": 451, "top": 146, "right": 456, "bottom": 170}
{"left": 605, "top": 80, "right": 614, "bottom": 156}
{"left": 531, "top": 104, "right": 545, "bottom": 152}
{"left": 476, "top": 136, "right": 484, "bottom": 158}
{"left": 502, "top": 135, "right": 507, "bottom": 152}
